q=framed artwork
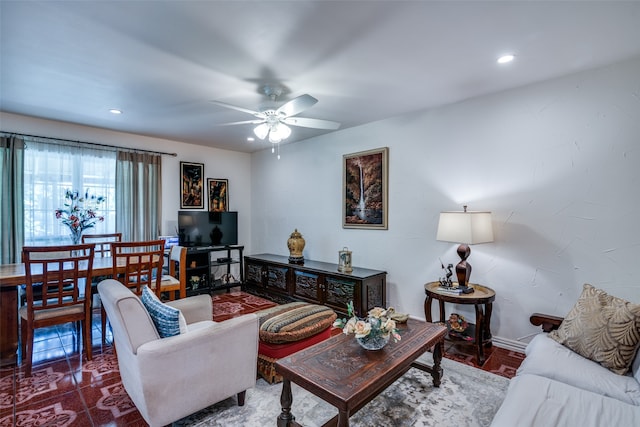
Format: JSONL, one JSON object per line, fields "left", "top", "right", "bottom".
{"left": 207, "top": 178, "right": 229, "bottom": 212}
{"left": 343, "top": 147, "right": 388, "bottom": 229}
{"left": 180, "top": 162, "right": 204, "bottom": 209}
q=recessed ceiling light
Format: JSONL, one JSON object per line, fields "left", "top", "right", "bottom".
{"left": 109, "top": 109, "right": 122, "bottom": 114}
{"left": 497, "top": 54, "right": 515, "bottom": 64}
{"left": 247, "top": 137, "right": 255, "bottom": 142}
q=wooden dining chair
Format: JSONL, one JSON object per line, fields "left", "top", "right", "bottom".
{"left": 82, "top": 233, "right": 122, "bottom": 258}
{"left": 18, "top": 249, "right": 74, "bottom": 306}
{"left": 103, "top": 240, "right": 164, "bottom": 343}
{"left": 160, "top": 245, "right": 187, "bottom": 301}
{"left": 82, "top": 233, "right": 122, "bottom": 343}
{"left": 21, "top": 244, "right": 95, "bottom": 375}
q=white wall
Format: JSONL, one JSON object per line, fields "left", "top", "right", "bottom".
{"left": 0, "top": 112, "right": 253, "bottom": 253}
{"left": 250, "top": 56, "right": 640, "bottom": 348}
{"left": 4, "top": 56, "right": 639, "bottom": 348}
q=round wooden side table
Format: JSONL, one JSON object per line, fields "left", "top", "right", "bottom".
{"left": 423, "top": 281, "right": 496, "bottom": 365}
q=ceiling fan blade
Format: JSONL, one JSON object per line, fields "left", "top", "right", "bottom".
{"left": 215, "top": 119, "right": 265, "bottom": 126}
{"left": 210, "top": 100, "right": 263, "bottom": 117}
{"left": 277, "top": 94, "right": 318, "bottom": 117}
{"left": 282, "top": 116, "right": 341, "bottom": 130}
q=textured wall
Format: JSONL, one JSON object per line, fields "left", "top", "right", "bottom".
{"left": 250, "top": 56, "right": 640, "bottom": 346}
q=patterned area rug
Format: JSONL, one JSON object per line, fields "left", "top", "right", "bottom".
{"left": 212, "top": 291, "right": 277, "bottom": 322}
{"left": 174, "top": 352, "right": 509, "bottom": 427}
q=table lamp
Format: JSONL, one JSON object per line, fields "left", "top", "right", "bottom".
{"left": 436, "top": 205, "right": 493, "bottom": 293}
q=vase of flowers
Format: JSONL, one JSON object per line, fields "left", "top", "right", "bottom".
{"left": 333, "top": 301, "right": 402, "bottom": 351}
{"left": 55, "top": 189, "right": 105, "bottom": 244}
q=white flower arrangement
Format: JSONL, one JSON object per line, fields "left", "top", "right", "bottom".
{"left": 333, "top": 301, "right": 402, "bottom": 343}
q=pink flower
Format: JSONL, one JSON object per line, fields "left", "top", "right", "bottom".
{"left": 55, "top": 189, "right": 105, "bottom": 235}
{"left": 353, "top": 320, "right": 371, "bottom": 338}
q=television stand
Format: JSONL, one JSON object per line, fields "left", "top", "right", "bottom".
{"left": 185, "top": 245, "right": 244, "bottom": 296}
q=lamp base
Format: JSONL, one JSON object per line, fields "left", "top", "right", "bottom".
{"left": 458, "top": 286, "right": 475, "bottom": 294}
{"left": 455, "top": 244, "right": 472, "bottom": 288}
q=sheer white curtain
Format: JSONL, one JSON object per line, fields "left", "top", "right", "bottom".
{"left": 116, "top": 151, "right": 162, "bottom": 242}
{"left": 23, "top": 140, "right": 116, "bottom": 246}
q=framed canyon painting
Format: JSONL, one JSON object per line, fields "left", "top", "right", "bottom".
{"left": 342, "top": 147, "right": 388, "bottom": 229}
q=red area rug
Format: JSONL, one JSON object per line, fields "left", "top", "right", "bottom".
{"left": 212, "top": 291, "right": 277, "bottom": 322}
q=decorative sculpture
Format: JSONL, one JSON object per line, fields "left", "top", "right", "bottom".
{"left": 438, "top": 260, "right": 454, "bottom": 288}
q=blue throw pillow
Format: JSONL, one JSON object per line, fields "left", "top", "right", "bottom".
{"left": 141, "top": 286, "right": 181, "bottom": 338}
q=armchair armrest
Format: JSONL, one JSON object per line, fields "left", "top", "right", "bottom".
{"left": 133, "top": 313, "right": 259, "bottom": 418}
{"left": 530, "top": 313, "right": 564, "bottom": 332}
{"left": 166, "top": 294, "right": 212, "bottom": 324}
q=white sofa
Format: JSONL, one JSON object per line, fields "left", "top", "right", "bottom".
{"left": 98, "top": 279, "right": 259, "bottom": 427}
{"left": 491, "top": 316, "right": 640, "bottom": 426}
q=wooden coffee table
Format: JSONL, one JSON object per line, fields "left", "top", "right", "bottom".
{"left": 275, "top": 319, "right": 447, "bottom": 427}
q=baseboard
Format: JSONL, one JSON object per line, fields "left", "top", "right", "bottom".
{"left": 491, "top": 336, "right": 527, "bottom": 353}
{"left": 409, "top": 315, "right": 528, "bottom": 354}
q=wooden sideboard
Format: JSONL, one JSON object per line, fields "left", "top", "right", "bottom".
{"left": 243, "top": 253, "right": 386, "bottom": 317}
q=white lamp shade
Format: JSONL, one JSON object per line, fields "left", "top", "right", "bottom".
{"left": 253, "top": 123, "right": 270, "bottom": 140}
{"left": 269, "top": 123, "right": 291, "bottom": 143}
{"left": 436, "top": 211, "right": 494, "bottom": 244}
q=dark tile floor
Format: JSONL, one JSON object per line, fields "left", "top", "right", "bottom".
{"left": 1, "top": 292, "right": 525, "bottom": 426}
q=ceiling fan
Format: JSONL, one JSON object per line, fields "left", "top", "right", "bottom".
{"left": 211, "top": 85, "right": 341, "bottom": 146}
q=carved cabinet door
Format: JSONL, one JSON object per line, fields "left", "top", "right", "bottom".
{"left": 292, "top": 270, "right": 321, "bottom": 302}
{"left": 324, "top": 276, "right": 358, "bottom": 316}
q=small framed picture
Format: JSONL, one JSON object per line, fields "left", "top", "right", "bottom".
{"left": 207, "top": 178, "right": 229, "bottom": 212}
{"left": 343, "top": 147, "right": 389, "bottom": 229}
{"left": 180, "top": 162, "right": 204, "bottom": 209}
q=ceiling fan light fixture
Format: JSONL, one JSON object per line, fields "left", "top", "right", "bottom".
{"left": 253, "top": 123, "right": 269, "bottom": 140}
{"left": 270, "top": 123, "right": 291, "bottom": 142}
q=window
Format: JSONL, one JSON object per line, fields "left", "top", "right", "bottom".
{"left": 23, "top": 140, "right": 116, "bottom": 246}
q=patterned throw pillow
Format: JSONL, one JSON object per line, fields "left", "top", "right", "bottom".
{"left": 141, "top": 286, "right": 183, "bottom": 338}
{"left": 550, "top": 284, "right": 640, "bottom": 375}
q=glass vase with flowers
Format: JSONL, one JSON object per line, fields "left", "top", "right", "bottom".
{"left": 55, "top": 189, "right": 105, "bottom": 244}
{"left": 333, "top": 301, "right": 402, "bottom": 350}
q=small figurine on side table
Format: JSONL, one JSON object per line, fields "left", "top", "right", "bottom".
{"left": 438, "top": 260, "right": 454, "bottom": 288}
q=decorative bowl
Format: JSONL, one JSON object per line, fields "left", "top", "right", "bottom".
{"left": 356, "top": 333, "right": 390, "bottom": 351}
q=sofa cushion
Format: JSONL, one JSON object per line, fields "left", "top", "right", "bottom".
{"left": 141, "top": 286, "right": 187, "bottom": 338}
{"left": 549, "top": 284, "right": 640, "bottom": 375}
{"left": 491, "top": 374, "right": 640, "bottom": 427}
{"left": 520, "top": 334, "right": 640, "bottom": 405}
{"left": 258, "top": 302, "right": 337, "bottom": 344}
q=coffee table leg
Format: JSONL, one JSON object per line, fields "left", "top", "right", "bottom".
{"left": 431, "top": 337, "right": 444, "bottom": 387}
{"left": 337, "top": 410, "right": 350, "bottom": 427}
{"left": 277, "top": 379, "right": 296, "bottom": 427}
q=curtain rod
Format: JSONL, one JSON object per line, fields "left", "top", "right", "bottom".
{"left": 1, "top": 131, "right": 177, "bottom": 157}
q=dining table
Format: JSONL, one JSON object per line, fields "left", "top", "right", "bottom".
{"left": 0, "top": 256, "right": 115, "bottom": 366}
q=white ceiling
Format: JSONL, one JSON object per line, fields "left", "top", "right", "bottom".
{"left": 2, "top": 1, "right": 640, "bottom": 153}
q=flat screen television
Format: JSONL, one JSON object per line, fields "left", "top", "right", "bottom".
{"left": 177, "top": 211, "right": 238, "bottom": 247}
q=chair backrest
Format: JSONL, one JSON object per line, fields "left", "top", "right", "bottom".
{"left": 168, "top": 245, "right": 187, "bottom": 278}
{"left": 22, "top": 249, "right": 72, "bottom": 261}
{"left": 112, "top": 240, "right": 164, "bottom": 297}
{"left": 22, "top": 244, "right": 95, "bottom": 317}
{"left": 82, "top": 233, "right": 122, "bottom": 258}
{"left": 167, "top": 245, "right": 187, "bottom": 299}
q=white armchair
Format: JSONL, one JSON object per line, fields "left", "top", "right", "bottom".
{"left": 97, "top": 279, "right": 259, "bottom": 427}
